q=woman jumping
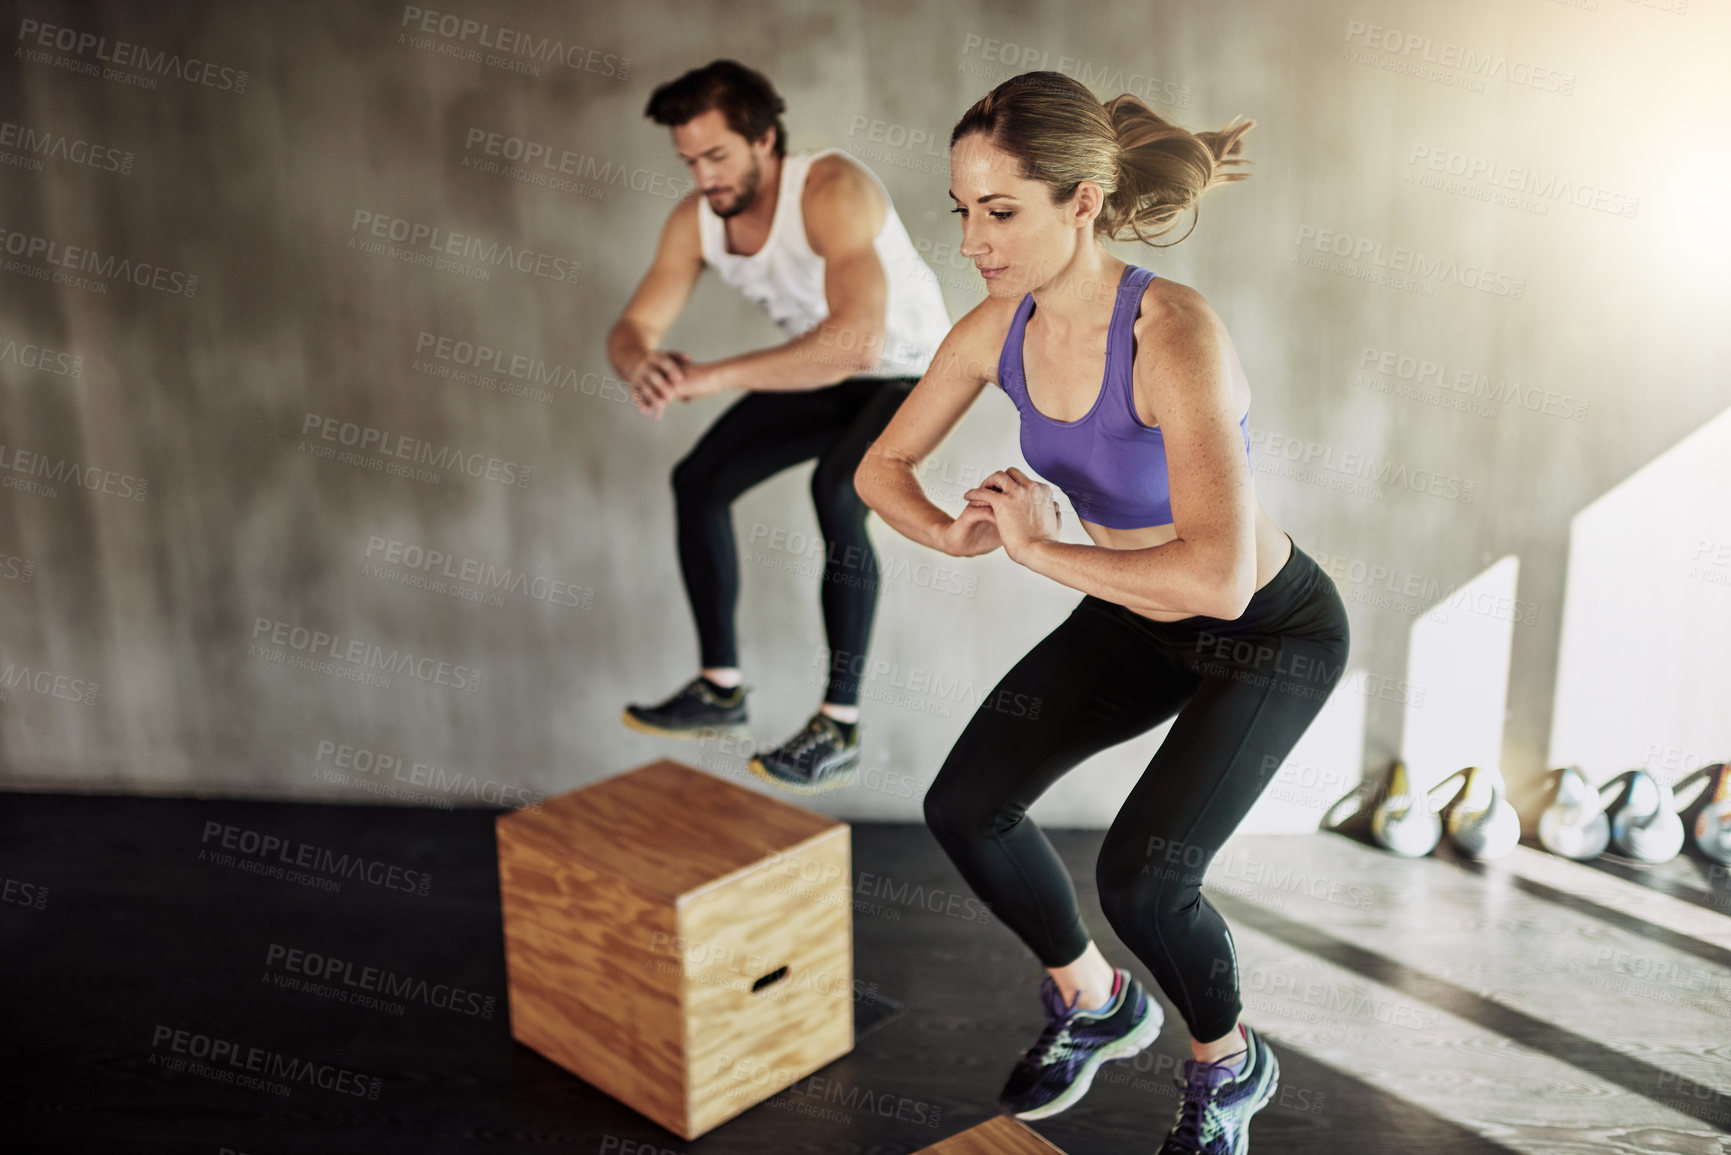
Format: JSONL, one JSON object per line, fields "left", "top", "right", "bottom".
{"left": 854, "top": 71, "right": 1351, "bottom": 1153}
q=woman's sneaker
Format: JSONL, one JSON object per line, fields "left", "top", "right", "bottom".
{"left": 996, "top": 967, "right": 1164, "bottom": 1121}
{"left": 1157, "top": 1023, "right": 1280, "bottom": 1154}
{"left": 621, "top": 675, "right": 750, "bottom": 739}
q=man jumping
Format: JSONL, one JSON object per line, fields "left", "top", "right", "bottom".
{"left": 610, "top": 59, "right": 950, "bottom": 792}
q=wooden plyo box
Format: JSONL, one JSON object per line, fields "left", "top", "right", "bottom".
{"left": 495, "top": 758, "right": 853, "bottom": 1140}
{"left": 914, "top": 1115, "right": 1070, "bottom": 1153}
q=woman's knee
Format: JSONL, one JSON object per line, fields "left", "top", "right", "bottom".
{"left": 922, "top": 780, "right": 973, "bottom": 841}
{"left": 923, "top": 775, "right": 1015, "bottom": 845}
{"left": 1095, "top": 848, "right": 1199, "bottom": 934}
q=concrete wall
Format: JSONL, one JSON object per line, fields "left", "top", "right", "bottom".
{"left": 2, "top": 0, "right": 1726, "bottom": 829}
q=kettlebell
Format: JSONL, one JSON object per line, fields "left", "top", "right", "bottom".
{"left": 1445, "top": 764, "right": 1521, "bottom": 860}
{"left": 1606, "top": 769, "right": 1685, "bottom": 864}
{"left": 1537, "top": 765, "right": 1612, "bottom": 861}
{"left": 1371, "top": 762, "right": 1465, "bottom": 858}
{"left": 1689, "top": 762, "right": 1731, "bottom": 866}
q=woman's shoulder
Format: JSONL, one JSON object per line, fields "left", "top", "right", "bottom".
{"left": 946, "top": 292, "right": 1027, "bottom": 387}
{"left": 1130, "top": 271, "right": 1224, "bottom": 351}
{"left": 1136, "top": 269, "right": 1211, "bottom": 318}
{"left": 1126, "top": 271, "right": 1246, "bottom": 421}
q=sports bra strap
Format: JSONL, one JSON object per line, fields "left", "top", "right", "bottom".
{"left": 1111, "top": 266, "right": 1156, "bottom": 413}
{"left": 997, "top": 292, "right": 1036, "bottom": 405}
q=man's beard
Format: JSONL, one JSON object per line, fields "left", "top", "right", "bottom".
{"left": 709, "top": 161, "right": 762, "bottom": 219}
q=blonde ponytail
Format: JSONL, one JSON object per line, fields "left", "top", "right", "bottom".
{"left": 1100, "top": 96, "right": 1253, "bottom": 246}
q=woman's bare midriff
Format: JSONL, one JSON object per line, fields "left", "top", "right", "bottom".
{"left": 1078, "top": 505, "right": 1294, "bottom": 623}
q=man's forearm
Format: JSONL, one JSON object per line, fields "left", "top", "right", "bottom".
{"left": 713, "top": 318, "right": 885, "bottom": 393}
{"left": 607, "top": 321, "right": 652, "bottom": 381}
{"left": 1014, "top": 537, "right": 1235, "bottom": 619}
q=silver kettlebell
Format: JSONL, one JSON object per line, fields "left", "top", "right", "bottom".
{"left": 1372, "top": 762, "right": 1465, "bottom": 858}
{"left": 1688, "top": 763, "right": 1731, "bottom": 866}
{"left": 1445, "top": 764, "right": 1521, "bottom": 860}
{"left": 1607, "top": 769, "right": 1685, "bottom": 864}
{"left": 1538, "top": 765, "right": 1612, "bottom": 861}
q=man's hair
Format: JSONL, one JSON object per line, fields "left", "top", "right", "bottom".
{"left": 644, "top": 59, "right": 787, "bottom": 156}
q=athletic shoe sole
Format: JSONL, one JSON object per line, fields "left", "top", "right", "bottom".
{"left": 746, "top": 755, "right": 858, "bottom": 795}
{"left": 1010, "top": 991, "right": 1166, "bottom": 1121}
{"left": 619, "top": 707, "right": 750, "bottom": 741}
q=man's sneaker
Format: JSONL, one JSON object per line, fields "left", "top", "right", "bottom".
{"left": 1156, "top": 1023, "right": 1280, "bottom": 1154}
{"left": 996, "top": 967, "right": 1164, "bottom": 1121}
{"left": 621, "top": 675, "right": 750, "bottom": 739}
{"left": 747, "top": 713, "right": 860, "bottom": 794}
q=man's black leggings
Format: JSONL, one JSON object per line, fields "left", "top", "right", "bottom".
{"left": 671, "top": 375, "right": 917, "bottom": 708}
{"left": 923, "top": 536, "right": 1351, "bottom": 1043}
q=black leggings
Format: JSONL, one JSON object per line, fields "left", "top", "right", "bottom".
{"left": 671, "top": 375, "right": 916, "bottom": 708}
{"left": 923, "top": 536, "right": 1351, "bottom": 1042}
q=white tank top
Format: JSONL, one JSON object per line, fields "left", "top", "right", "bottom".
{"left": 697, "top": 148, "right": 950, "bottom": 379}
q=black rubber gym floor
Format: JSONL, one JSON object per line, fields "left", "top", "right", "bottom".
{"left": 1, "top": 791, "right": 1726, "bottom": 1153}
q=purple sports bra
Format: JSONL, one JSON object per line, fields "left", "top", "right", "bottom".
{"left": 996, "top": 263, "right": 1252, "bottom": 530}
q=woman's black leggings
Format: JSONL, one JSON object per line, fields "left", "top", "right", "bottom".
{"left": 671, "top": 375, "right": 917, "bottom": 708}
{"left": 923, "top": 536, "right": 1351, "bottom": 1043}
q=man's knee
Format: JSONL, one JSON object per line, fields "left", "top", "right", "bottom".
{"left": 671, "top": 452, "right": 728, "bottom": 506}
{"left": 670, "top": 453, "right": 700, "bottom": 494}
{"left": 811, "top": 461, "right": 866, "bottom": 522}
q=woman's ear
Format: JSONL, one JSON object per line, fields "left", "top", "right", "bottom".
{"left": 1071, "top": 180, "right": 1106, "bottom": 229}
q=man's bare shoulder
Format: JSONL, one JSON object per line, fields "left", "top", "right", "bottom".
{"left": 654, "top": 186, "right": 703, "bottom": 260}
{"left": 804, "top": 151, "right": 887, "bottom": 217}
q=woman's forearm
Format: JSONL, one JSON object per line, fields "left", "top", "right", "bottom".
{"left": 1014, "top": 536, "right": 1240, "bottom": 619}
{"left": 856, "top": 446, "right": 954, "bottom": 555}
